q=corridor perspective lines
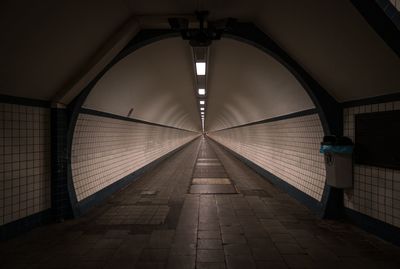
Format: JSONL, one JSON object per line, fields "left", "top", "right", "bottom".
{"left": 1, "top": 137, "right": 400, "bottom": 269}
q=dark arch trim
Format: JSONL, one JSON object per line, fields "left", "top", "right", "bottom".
{"left": 222, "top": 23, "right": 342, "bottom": 136}
{"left": 66, "top": 24, "right": 342, "bottom": 218}
{"left": 351, "top": 0, "right": 400, "bottom": 58}
{"left": 222, "top": 23, "right": 343, "bottom": 219}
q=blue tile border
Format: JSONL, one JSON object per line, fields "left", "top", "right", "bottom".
{"left": 344, "top": 208, "right": 400, "bottom": 246}
{"left": 74, "top": 138, "right": 197, "bottom": 216}
{"left": 0, "top": 209, "right": 52, "bottom": 241}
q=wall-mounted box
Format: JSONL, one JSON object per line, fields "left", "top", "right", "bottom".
{"left": 321, "top": 136, "right": 353, "bottom": 188}
{"left": 324, "top": 152, "right": 353, "bottom": 188}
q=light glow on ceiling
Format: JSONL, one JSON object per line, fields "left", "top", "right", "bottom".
{"left": 198, "top": 88, "right": 206, "bottom": 95}
{"left": 196, "top": 62, "right": 206, "bottom": 75}
{"left": 200, "top": 100, "right": 205, "bottom": 105}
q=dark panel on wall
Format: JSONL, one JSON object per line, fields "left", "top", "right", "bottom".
{"left": 355, "top": 111, "right": 400, "bottom": 169}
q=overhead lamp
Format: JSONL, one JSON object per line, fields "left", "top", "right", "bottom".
{"left": 199, "top": 100, "right": 205, "bottom": 105}
{"left": 196, "top": 62, "right": 206, "bottom": 75}
{"left": 201, "top": 111, "right": 205, "bottom": 114}
{"left": 198, "top": 88, "right": 206, "bottom": 95}
{"left": 200, "top": 107, "right": 205, "bottom": 111}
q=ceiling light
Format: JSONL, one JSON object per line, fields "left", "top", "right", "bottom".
{"left": 196, "top": 62, "right": 206, "bottom": 75}
{"left": 200, "top": 107, "right": 205, "bottom": 111}
{"left": 198, "top": 88, "right": 206, "bottom": 95}
{"left": 201, "top": 111, "right": 205, "bottom": 114}
{"left": 199, "top": 100, "right": 205, "bottom": 105}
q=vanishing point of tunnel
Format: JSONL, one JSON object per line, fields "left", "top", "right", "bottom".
{"left": 1, "top": 1, "right": 400, "bottom": 269}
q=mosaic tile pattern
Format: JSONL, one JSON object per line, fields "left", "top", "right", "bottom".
{"left": 0, "top": 103, "right": 51, "bottom": 225}
{"left": 208, "top": 113, "right": 326, "bottom": 201}
{"left": 71, "top": 113, "right": 199, "bottom": 201}
{"left": 343, "top": 100, "right": 400, "bottom": 228}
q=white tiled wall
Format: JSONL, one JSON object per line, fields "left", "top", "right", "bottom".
{"left": 71, "top": 113, "right": 199, "bottom": 201}
{"left": 343, "top": 101, "right": 400, "bottom": 228}
{"left": 208, "top": 113, "right": 326, "bottom": 201}
{"left": 0, "top": 103, "right": 51, "bottom": 225}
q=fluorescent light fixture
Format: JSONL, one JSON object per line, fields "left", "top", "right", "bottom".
{"left": 200, "top": 107, "right": 205, "bottom": 111}
{"left": 198, "top": 88, "right": 206, "bottom": 95}
{"left": 201, "top": 111, "right": 205, "bottom": 114}
{"left": 199, "top": 100, "right": 205, "bottom": 105}
{"left": 196, "top": 62, "right": 206, "bottom": 75}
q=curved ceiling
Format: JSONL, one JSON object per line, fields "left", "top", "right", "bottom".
{"left": 254, "top": 0, "right": 400, "bottom": 101}
{"left": 83, "top": 37, "right": 200, "bottom": 131}
{"left": 0, "top": 0, "right": 130, "bottom": 100}
{"left": 1, "top": 0, "right": 399, "bottom": 106}
{"left": 206, "top": 39, "right": 315, "bottom": 131}
{"left": 84, "top": 37, "right": 315, "bottom": 132}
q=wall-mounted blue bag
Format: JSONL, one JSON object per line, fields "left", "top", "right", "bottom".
{"left": 320, "top": 135, "right": 353, "bottom": 154}
{"left": 320, "top": 145, "right": 353, "bottom": 154}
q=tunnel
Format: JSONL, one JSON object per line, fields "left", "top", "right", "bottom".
{"left": 1, "top": 1, "right": 400, "bottom": 268}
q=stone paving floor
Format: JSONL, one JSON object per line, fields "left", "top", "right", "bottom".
{"left": 1, "top": 137, "right": 400, "bottom": 268}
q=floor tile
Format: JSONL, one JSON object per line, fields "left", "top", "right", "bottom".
{"left": 198, "top": 239, "right": 223, "bottom": 250}
{"left": 197, "top": 250, "right": 225, "bottom": 263}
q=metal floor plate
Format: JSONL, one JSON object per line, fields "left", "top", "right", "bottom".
{"left": 196, "top": 163, "right": 222, "bottom": 166}
{"left": 197, "top": 158, "right": 219, "bottom": 161}
{"left": 189, "top": 184, "right": 237, "bottom": 194}
{"left": 140, "top": 190, "right": 158, "bottom": 196}
{"left": 192, "top": 178, "right": 231, "bottom": 185}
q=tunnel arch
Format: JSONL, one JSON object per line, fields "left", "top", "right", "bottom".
{"left": 66, "top": 24, "right": 340, "bottom": 216}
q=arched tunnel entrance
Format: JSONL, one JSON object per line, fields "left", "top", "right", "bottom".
{"left": 1, "top": 1, "right": 400, "bottom": 268}
{"left": 67, "top": 31, "right": 335, "bottom": 219}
